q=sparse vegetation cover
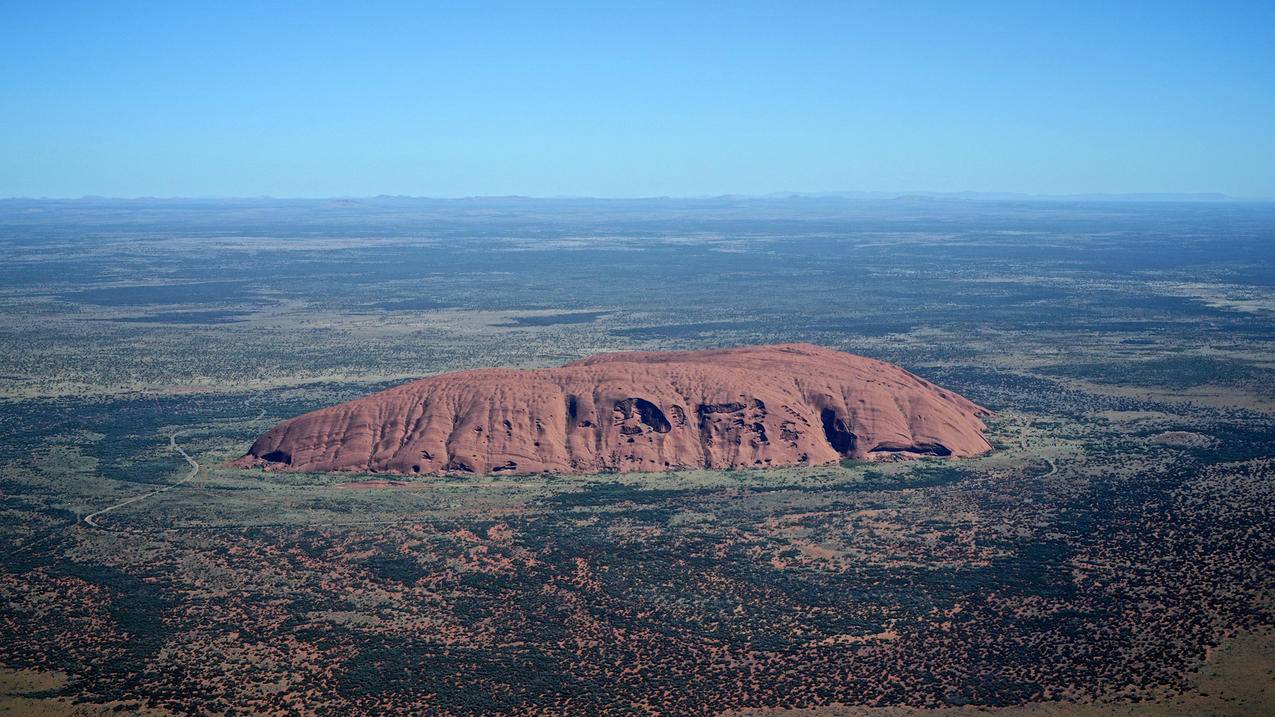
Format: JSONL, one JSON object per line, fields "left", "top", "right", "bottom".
{"left": 1, "top": 197, "right": 1273, "bottom": 715}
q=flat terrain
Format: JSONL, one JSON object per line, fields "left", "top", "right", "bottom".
{"left": 1, "top": 197, "right": 1272, "bottom": 715}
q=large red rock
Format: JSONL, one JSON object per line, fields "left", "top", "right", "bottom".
{"left": 233, "top": 343, "right": 992, "bottom": 476}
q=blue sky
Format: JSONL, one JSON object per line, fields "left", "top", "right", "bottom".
{"left": 2, "top": 1, "right": 1272, "bottom": 198}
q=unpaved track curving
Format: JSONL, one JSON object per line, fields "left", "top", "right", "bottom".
{"left": 80, "top": 397, "right": 270, "bottom": 530}
{"left": 82, "top": 430, "right": 200, "bottom": 528}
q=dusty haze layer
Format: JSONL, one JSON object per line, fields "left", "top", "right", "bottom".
{"left": 234, "top": 343, "right": 992, "bottom": 476}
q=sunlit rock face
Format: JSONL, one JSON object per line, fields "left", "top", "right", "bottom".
{"left": 234, "top": 343, "right": 992, "bottom": 476}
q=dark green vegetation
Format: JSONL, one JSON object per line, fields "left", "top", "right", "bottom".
{"left": 1, "top": 197, "right": 1273, "bottom": 715}
{"left": 1041, "top": 355, "right": 1270, "bottom": 389}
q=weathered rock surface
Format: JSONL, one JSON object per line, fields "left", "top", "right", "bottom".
{"left": 233, "top": 343, "right": 992, "bottom": 475}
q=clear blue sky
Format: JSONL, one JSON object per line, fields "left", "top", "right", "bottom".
{"left": 2, "top": 1, "right": 1272, "bottom": 198}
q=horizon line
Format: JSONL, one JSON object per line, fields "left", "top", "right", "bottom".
{"left": 1, "top": 190, "right": 1272, "bottom": 203}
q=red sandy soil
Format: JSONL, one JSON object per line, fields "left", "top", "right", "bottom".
{"left": 233, "top": 343, "right": 991, "bottom": 476}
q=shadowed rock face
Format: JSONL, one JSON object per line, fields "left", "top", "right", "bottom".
{"left": 233, "top": 343, "right": 992, "bottom": 476}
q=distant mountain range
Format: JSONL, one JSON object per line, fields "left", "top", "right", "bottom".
{"left": 762, "top": 190, "right": 1247, "bottom": 202}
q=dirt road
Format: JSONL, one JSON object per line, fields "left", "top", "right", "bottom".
{"left": 82, "top": 430, "right": 200, "bottom": 529}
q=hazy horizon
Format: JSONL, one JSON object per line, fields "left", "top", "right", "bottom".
{"left": 2, "top": 189, "right": 1269, "bottom": 202}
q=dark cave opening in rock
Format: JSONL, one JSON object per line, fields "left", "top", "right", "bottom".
{"left": 820, "top": 408, "right": 856, "bottom": 454}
